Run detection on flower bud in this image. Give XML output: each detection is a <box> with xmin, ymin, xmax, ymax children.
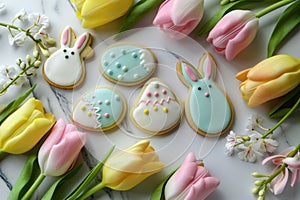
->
<box><xmin>0</xmin><ymin>98</ymin><xmax>56</xmax><ymax>154</ymax></box>
<box><xmin>236</xmin><ymin>54</ymin><xmax>300</xmax><ymax>107</ymax></box>
<box><xmin>26</xmin><ymin>55</ymin><xmax>31</xmax><ymax>63</ymax></box>
<box><xmin>101</xmin><ymin>139</ymin><xmax>164</xmax><ymax>191</ymax></box>
<box><xmin>72</xmin><ymin>0</ymin><xmax>134</xmax><ymax>28</ymax></box>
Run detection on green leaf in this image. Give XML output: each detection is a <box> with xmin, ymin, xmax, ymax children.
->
<box><xmin>150</xmin><ymin>167</ymin><xmax>178</xmax><ymax>200</ymax></box>
<box><xmin>269</xmin><ymin>84</ymin><xmax>300</xmax><ymax>118</ymax></box>
<box><xmin>0</xmin><ymin>84</ymin><xmax>36</xmax><ymax>125</ymax></box>
<box><xmin>198</xmin><ymin>0</ymin><xmax>277</xmax><ymax>36</ymax></box>
<box><xmin>118</xmin><ymin>0</ymin><xmax>164</xmax><ymax>34</ymax></box>
<box><xmin>65</xmin><ymin>146</ymin><xmax>115</xmax><ymax>200</ymax></box>
<box><xmin>41</xmin><ymin>164</ymin><xmax>82</xmax><ymax>200</ymax></box>
<box><xmin>267</xmin><ymin>0</ymin><xmax>300</xmax><ymax>56</ymax></box>
<box><xmin>8</xmin><ymin>153</ymin><xmax>40</xmax><ymax>200</ymax></box>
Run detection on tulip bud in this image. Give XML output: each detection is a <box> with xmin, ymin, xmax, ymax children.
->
<box><xmin>38</xmin><ymin>118</ymin><xmax>86</xmax><ymax>176</ymax></box>
<box><xmin>164</xmin><ymin>152</ymin><xmax>220</xmax><ymax>200</ymax></box>
<box><xmin>236</xmin><ymin>54</ymin><xmax>300</xmax><ymax>107</ymax></box>
<box><xmin>0</xmin><ymin>98</ymin><xmax>56</xmax><ymax>154</ymax></box>
<box><xmin>153</xmin><ymin>0</ymin><xmax>204</xmax><ymax>40</ymax></box>
<box><xmin>207</xmin><ymin>10</ymin><xmax>259</xmax><ymax>61</ymax></box>
<box><xmin>101</xmin><ymin>139</ymin><xmax>165</xmax><ymax>191</ymax></box>
<box><xmin>72</xmin><ymin>0</ymin><xmax>134</xmax><ymax>28</ymax></box>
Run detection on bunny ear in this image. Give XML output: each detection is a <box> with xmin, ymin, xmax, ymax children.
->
<box><xmin>176</xmin><ymin>60</ymin><xmax>200</xmax><ymax>86</ymax></box>
<box><xmin>61</xmin><ymin>26</ymin><xmax>73</xmax><ymax>47</ymax></box>
<box><xmin>74</xmin><ymin>32</ymin><xmax>91</xmax><ymax>53</ymax></box>
<box><xmin>198</xmin><ymin>53</ymin><xmax>217</xmax><ymax>80</ymax></box>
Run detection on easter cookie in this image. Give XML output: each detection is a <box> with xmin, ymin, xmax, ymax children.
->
<box><xmin>130</xmin><ymin>78</ymin><xmax>183</xmax><ymax>135</ymax></box>
<box><xmin>72</xmin><ymin>87</ymin><xmax>126</xmax><ymax>132</ymax></box>
<box><xmin>43</xmin><ymin>26</ymin><xmax>94</xmax><ymax>89</ymax></box>
<box><xmin>176</xmin><ymin>53</ymin><xmax>234</xmax><ymax>137</ymax></box>
<box><xmin>99</xmin><ymin>42</ymin><xmax>157</xmax><ymax>86</ymax></box>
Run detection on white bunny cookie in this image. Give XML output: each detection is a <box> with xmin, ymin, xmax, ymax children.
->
<box><xmin>176</xmin><ymin>53</ymin><xmax>234</xmax><ymax>137</ymax></box>
<box><xmin>43</xmin><ymin>26</ymin><xmax>94</xmax><ymax>89</ymax></box>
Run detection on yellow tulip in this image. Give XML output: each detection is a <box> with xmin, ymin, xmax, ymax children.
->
<box><xmin>72</xmin><ymin>0</ymin><xmax>134</xmax><ymax>28</ymax></box>
<box><xmin>101</xmin><ymin>139</ymin><xmax>165</xmax><ymax>190</ymax></box>
<box><xmin>236</xmin><ymin>54</ymin><xmax>300</xmax><ymax>107</ymax></box>
<box><xmin>0</xmin><ymin>98</ymin><xmax>56</xmax><ymax>154</ymax></box>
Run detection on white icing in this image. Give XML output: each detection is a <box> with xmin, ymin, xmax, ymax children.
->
<box><xmin>132</xmin><ymin>80</ymin><xmax>182</xmax><ymax>133</ymax></box>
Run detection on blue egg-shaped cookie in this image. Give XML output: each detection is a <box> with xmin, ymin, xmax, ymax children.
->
<box><xmin>99</xmin><ymin>42</ymin><xmax>157</xmax><ymax>86</ymax></box>
<box><xmin>72</xmin><ymin>87</ymin><xmax>126</xmax><ymax>131</ymax></box>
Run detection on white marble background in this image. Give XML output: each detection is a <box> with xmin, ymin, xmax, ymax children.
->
<box><xmin>0</xmin><ymin>0</ymin><xmax>300</xmax><ymax>199</ymax></box>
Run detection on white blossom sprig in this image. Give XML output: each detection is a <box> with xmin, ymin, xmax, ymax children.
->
<box><xmin>225</xmin><ymin>115</ymin><xmax>279</xmax><ymax>162</ymax></box>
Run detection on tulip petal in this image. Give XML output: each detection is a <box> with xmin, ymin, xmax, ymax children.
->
<box><xmin>225</xmin><ymin>18</ymin><xmax>258</xmax><ymax>61</ymax></box>
<box><xmin>185</xmin><ymin>177</ymin><xmax>220</xmax><ymax>200</ymax></box>
<box><xmin>0</xmin><ymin>98</ymin><xmax>43</xmax><ymax>144</ymax></box>
<box><xmin>247</xmin><ymin>55</ymin><xmax>300</xmax><ymax>81</ymax></box>
<box><xmin>248</xmin><ymin>71</ymin><xmax>300</xmax><ymax>106</ymax></box>
<box><xmin>236</xmin><ymin>68</ymin><xmax>251</xmax><ymax>81</ymax></box>
<box><xmin>207</xmin><ymin>10</ymin><xmax>256</xmax><ymax>43</ymax></box>
<box><xmin>2</xmin><ymin>116</ymin><xmax>55</xmax><ymax>154</ymax></box>
<box><xmin>40</xmin><ymin>131</ymin><xmax>86</xmax><ymax>176</ymax></box>
<box><xmin>153</xmin><ymin>0</ymin><xmax>173</xmax><ymax>25</ymax></box>
<box><xmin>171</xmin><ymin>0</ymin><xmax>203</xmax><ymax>26</ymax></box>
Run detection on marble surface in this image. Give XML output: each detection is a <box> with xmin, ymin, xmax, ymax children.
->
<box><xmin>0</xmin><ymin>0</ymin><xmax>300</xmax><ymax>199</ymax></box>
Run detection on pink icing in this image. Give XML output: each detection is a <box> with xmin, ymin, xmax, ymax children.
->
<box><xmin>162</xmin><ymin>89</ymin><xmax>167</xmax><ymax>94</ymax></box>
<box><xmin>154</xmin><ymin>92</ymin><xmax>159</xmax><ymax>97</ymax></box>
<box><xmin>76</xmin><ymin>34</ymin><xmax>87</xmax><ymax>49</ymax></box>
<box><xmin>147</xmin><ymin>92</ymin><xmax>152</xmax><ymax>97</ymax></box>
<box><xmin>62</xmin><ymin>28</ymin><xmax>69</xmax><ymax>46</ymax></box>
<box><xmin>138</xmin><ymin>97</ymin><xmax>175</xmax><ymax>106</ymax></box>
<box><xmin>185</xmin><ymin>65</ymin><xmax>197</xmax><ymax>82</ymax></box>
<box><xmin>206</xmin><ymin>57</ymin><xmax>212</xmax><ymax>79</ymax></box>
<box><xmin>104</xmin><ymin>113</ymin><xmax>110</xmax><ymax>118</ymax></box>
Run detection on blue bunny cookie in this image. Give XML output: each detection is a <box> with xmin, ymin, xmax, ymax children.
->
<box><xmin>72</xmin><ymin>86</ymin><xmax>126</xmax><ymax>132</ymax></box>
<box><xmin>99</xmin><ymin>42</ymin><xmax>157</xmax><ymax>86</ymax></box>
<box><xmin>176</xmin><ymin>53</ymin><xmax>234</xmax><ymax>137</ymax></box>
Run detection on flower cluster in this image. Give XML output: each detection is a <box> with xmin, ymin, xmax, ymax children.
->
<box><xmin>0</xmin><ymin>8</ymin><xmax>55</xmax><ymax>96</ymax></box>
<box><xmin>225</xmin><ymin>115</ymin><xmax>279</xmax><ymax>162</ymax></box>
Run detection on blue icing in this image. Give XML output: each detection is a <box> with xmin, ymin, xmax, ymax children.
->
<box><xmin>84</xmin><ymin>88</ymin><xmax>124</xmax><ymax>128</ymax></box>
<box><xmin>101</xmin><ymin>45</ymin><xmax>155</xmax><ymax>83</ymax></box>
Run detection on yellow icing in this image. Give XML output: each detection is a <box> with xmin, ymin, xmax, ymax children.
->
<box><xmin>143</xmin><ymin>109</ymin><xmax>149</xmax><ymax>115</ymax></box>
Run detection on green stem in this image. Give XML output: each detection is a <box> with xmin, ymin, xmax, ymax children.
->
<box><xmin>262</xmin><ymin>96</ymin><xmax>300</xmax><ymax>138</ymax></box>
<box><xmin>77</xmin><ymin>182</ymin><xmax>106</xmax><ymax>200</ymax></box>
<box><xmin>0</xmin><ymin>64</ymin><xmax>35</xmax><ymax>95</ymax></box>
<box><xmin>256</xmin><ymin>0</ymin><xmax>295</xmax><ymax>18</ymax></box>
<box><xmin>21</xmin><ymin>173</ymin><xmax>45</xmax><ymax>200</ymax></box>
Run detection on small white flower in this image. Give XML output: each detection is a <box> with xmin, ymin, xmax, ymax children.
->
<box><xmin>225</xmin><ymin>131</ymin><xmax>238</xmax><ymax>156</ymax></box>
<box><xmin>5</xmin><ymin>65</ymin><xmax>26</xmax><ymax>86</ymax></box>
<box><xmin>14</xmin><ymin>8</ymin><xmax>28</xmax><ymax>21</ymax></box>
<box><xmin>28</xmin><ymin>13</ymin><xmax>49</xmax><ymax>30</ymax></box>
<box><xmin>8</xmin><ymin>32</ymin><xmax>27</xmax><ymax>46</ymax></box>
<box><xmin>246</xmin><ymin>114</ymin><xmax>263</xmax><ymax>133</ymax></box>
<box><xmin>237</xmin><ymin>146</ymin><xmax>257</xmax><ymax>162</ymax></box>
<box><xmin>250</xmin><ymin>131</ymin><xmax>279</xmax><ymax>154</ymax></box>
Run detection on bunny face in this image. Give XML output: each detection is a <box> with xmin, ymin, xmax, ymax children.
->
<box><xmin>177</xmin><ymin>53</ymin><xmax>234</xmax><ymax>136</ymax></box>
<box><xmin>43</xmin><ymin>26</ymin><xmax>93</xmax><ymax>89</ymax></box>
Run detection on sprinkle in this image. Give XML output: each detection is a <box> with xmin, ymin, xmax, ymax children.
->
<box><xmin>154</xmin><ymin>92</ymin><xmax>159</xmax><ymax>97</ymax></box>
<box><xmin>98</xmin><ymin>100</ymin><xmax>102</xmax><ymax>105</ymax></box>
<box><xmin>115</xmin><ymin>95</ymin><xmax>120</xmax><ymax>101</ymax></box>
<box><xmin>115</xmin><ymin>62</ymin><xmax>121</xmax><ymax>68</ymax></box>
<box><xmin>144</xmin><ymin>109</ymin><xmax>149</xmax><ymax>115</ymax></box>
<box><xmin>121</xmin><ymin>49</ymin><xmax>127</xmax><ymax>54</ymax></box>
<box><xmin>132</xmin><ymin>52</ymin><xmax>138</xmax><ymax>58</ymax></box>
<box><xmin>110</xmin><ymin>52</ymin><xmax>115</xmax><ymax>58</ymax></box>
<box><xmin>105</xmin><ymin>100</ymin><xmax>110</xmax><ymax>105</ymax></box>
<box><xmin>146</xmin><ymin>92</ymin><xmax>151</xmax><ymax>97</ymax></box>
<box><xmin>122</xmin><ymin>66</ymin><xmax>128</xmax><ymax>72</ymax></box>
<box><xmin>163</xmin><ymin>107</ymin><xmax>168</xmax><ymax>113</ymax></box>
<box><xmin>104</xmin><ymin>113</ymin><xmax>110</xmax><ymax>118</ymax></box>
<box><xmin>103</xmin><ymin>61</ymin><xmax>109</xmax><ymax>66</ymax></box>
<box><xmin>87</xmin><ymin>112</ymin><xmax>92</xmax><ymax>117</ymax></box>
<box><xmin>118</xmin><ymin>75</ymin><xmax>123</xmax><ymax>80</ymax></box>
<box><xmin>153</xmin><ymin>106</ymin><xmax>158</xmax><ymax>111</ymax></box>
<box><xmin>80</xmin><ymin>105</ymin><xmax>86</xmax><ymax>111</ymax></box>
<box><xmin>162</xmin><ymin>89</ymin><xmax>167</xmax><ymax>95</ymax></box>
<box><xmin>107</xmin><ymin>69</ymin><xmax>113</xmax><ymax>75</ymax></box>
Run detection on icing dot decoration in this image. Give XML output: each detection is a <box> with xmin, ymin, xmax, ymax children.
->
<box><xmin>122</xmin><ymin>66</ymin><xmax>128</xmax><ymax>72</ymax></box>
<box><xmin>153</xmin><ymin>106</ymin><xmax>158</xmax><ymax>111</ymax></box>
<box><xmin>144</xmin><ymin>109</ymin><xmax>149</xmax><ymax>115</ymax></box>
<box><xmin>80</xmin><ymin>105</ymin><xmax>86</xmax><ymax>111</ymax></box>
<box><xmin>162</xmin><ymin>89</ymin><xmax>167</xmax><ymax>95</ymax></box>
<box><xmin>105</xmin><ymin>100</ymin><xmax>110</xmax><ymax>105</ymax></box>
<box><xmin>104</xmin><ymin>113</ymin><xmax>110</xmax><ymax>118</ymax></box>
<box><xmin>146</xmin><ymin>92</ymin><xmax>151</xmax><ymax>97</ymax></box>
<box><xmin>115</xmin><ymin>95</ymin><xmax>120</xmax><ymax>101</ymax></box>
<box><xmin>115</xmin><ymin>62</ymin><xmax>121</xmax><ymax>68</ymax></box>
<box><xmin>107</xmin><ymin>69</ymin><xmax>113</xmax><ymax>75</ymax></box>
<box><xmin>87</xmin><ymin>112</ymin><xmax>92</xmax><ymax>117</ymax></box>
<box><xmin>163</xmin><ymin>107</ymin><xmax>168</xmax><ymax>113</ymax></box>
<box><xmin>98</xmin><ymin>100</ymin><xmax>102</xmax><ymax>105</ymax></box>
<box><xmin>154</xmin><ymin>92</ymin><xmax>159</xmax><ymax>97</ymax></box>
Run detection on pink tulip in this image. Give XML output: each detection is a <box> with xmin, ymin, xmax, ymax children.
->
<box><xmin>164</xmin><ymin>152</ymin><xmax>220</xmax><ymax>200</ymax></box>
<box><xmin>153</xmin><ymin>0</ymin><xmax>204</xmax><ymax>40</ymax></box>
<box><xmin>38</xmin><ymin>118</ymin><xmax>87</xmax><ymax>176</ymax></box>
<box><xmin>207</xmin><ymin>10</ymin><xmax>259</xmax><ymax>61</ymax></box>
